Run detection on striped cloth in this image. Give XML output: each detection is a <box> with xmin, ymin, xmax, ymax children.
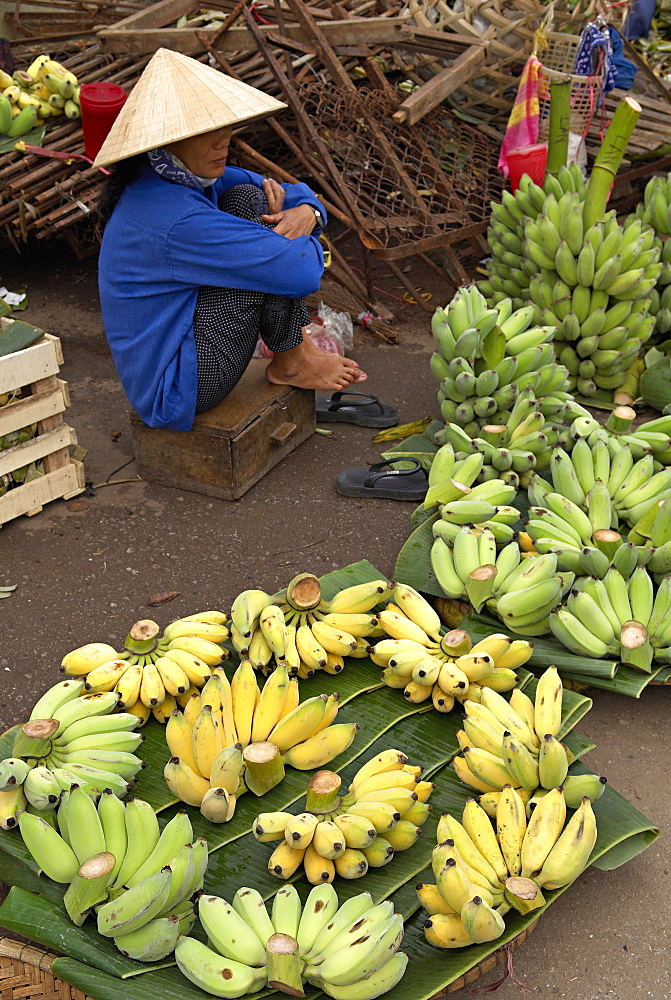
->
<box><xmin>498</xmin><ymin>55</ymin><xmax>542</xmax><ymax>178</ymax></box>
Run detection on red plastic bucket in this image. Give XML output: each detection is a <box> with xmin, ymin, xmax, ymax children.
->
<box><xmin>507</xmin><ymin>143</ymin><xmax>548</xmax><ymax>192</ymax></box>
<box><xmin>79</xmin><ymin>82</ymin><xmax>127</xmax><ymax>160</ymax></box>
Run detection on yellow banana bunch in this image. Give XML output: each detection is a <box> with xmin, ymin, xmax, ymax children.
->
<box><xmin>423</xmin><ymin>753</ymin><xmax>601</xmax><ymax>949</ymax></box>
<box><xmin>254</xmin><ymin>753</ymin><xmax>433</xmax><ymax>884</ymax></box>
<box><xmin>371</xmin><ymin>588</ymin><xmax>532</xmax><ymax>711</ymax></box>
<box><xmin>231</xmin><ymin>573</ymin><xmax>389</xmax><ymax>680</ymax></box>
<box><xmin>164</xmin><ymin>660</ymin><xmax>357</xmax><ymax>819</ymax></box>
<box><xmin>61</xmin><ymin>613</ymin><xmax>228</xmax><ymax>723</ymax></box>
<box><xmin>0</xmin><ymin>54</ymin><xmax>80</xmax><ymax>131</ymax></box>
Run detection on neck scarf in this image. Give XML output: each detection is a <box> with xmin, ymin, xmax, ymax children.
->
<box><xmin>147</xmin><ymin>148</ymin><xmax>218</xmax><ymax>189</ymax></box>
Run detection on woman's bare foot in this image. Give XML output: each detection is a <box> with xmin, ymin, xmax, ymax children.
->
<box><xmin>266</xmin><ymin>340</ymin><xmax>367</xmax><ymax>391</ymax></box>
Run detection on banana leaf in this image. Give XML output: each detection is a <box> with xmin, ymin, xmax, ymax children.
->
<box><xmin>381</xmin><ymin>432</ymin><xmax>440</xmax><ymax>471</ymax></box>
<box><xmin>393</xmin><ymin>513</ymin><xmax>443</xmax><ymax>595</ymax></box>
<box><xmin>559</xmin><ymin>663</ymin><xmax>668</xmax><ymax>697</ymax></box>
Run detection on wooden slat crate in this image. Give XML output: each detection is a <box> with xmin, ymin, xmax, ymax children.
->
<box><xmin>0</xmin><ymin>319</ymin><xmax>85</xmax><ymax>526</ymax></box>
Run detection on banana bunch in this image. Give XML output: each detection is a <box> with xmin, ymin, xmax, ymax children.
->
<box><xmin>434</xmin><ymin>389</ymin><xmax>580</xmax><ymax>485</ymax></box>
<box><xmin>0</xmin><ymin>56</ymin><xmax>80</xmax><ymax>139</ymax></box>
<box><xmin>629</xmin><ymin>174</ymin><xmax>671</xmax><ymax>339</ymax></box>
<box><xmin>421</xmin><ymin>783</ymin><xmax>600</xmax><ymax>948</ymax></box>
<box><xmin>452</xmin><ymin>666</ymin><xmax>572</xmax><ymax>793</ymax></box>
<box><xmin>61</xmin><ymin>611</ymin><xmax>228</xmax><ymax>725</ymax></box>
<box><xmin>369</xmin><ymin>584</ymin><xmax>532</xmax><ymax>706</ymax></box>
<box><xmin>479</xmin><ymin>165</ymin><xmax>587</xmax><ymax>309</ymax></box>
<box><xmin>0</xmin><ymin>679</ymin><xmax>146</xmax><ymax>827</ymax></box>
<box><xmin>254</xmin><ymin>750</ymin><xmax>434</xmax><ymax>884</ymax></box>
<box><xmin>176</xmin><ymin>882</ymin><xmax>408</xmax><ymax>1000</ymax></box>
<box><xmin>230</xmin><ymin>574</ymin><xmax>390</xmax><ymax>679</ymax></box>
<box><xmin>431</xmin><ymin>285</ymin><xmax>570</xmax><ymax>437</ymax></box>
<box><xmin>17</xmin><ymin>788</ymin><xmax>205</xmax><ymax>959</ymax></box>
<box><xmin>550</xmin><ymin>566</ymin><xmax>671</xmax><ymax>672</ymax></box>
<box><xmin>423</xmin><ymin>448</ymin><xmax>519</xmax><ymax>513</ymax></box>
<box><xmin>165</xmin><ymin>659</ymin><xmax>358</xmax><ymax>819</ymax></box>
<box><xmin>523</xmin><ymin>423</ymin><xmax>671</xmax><ymax>577</ymax></box>
<box><xmin>522</xmin><ymin>199</ymin><xmax>660</xmax><ymax>396</ymax></box>
<box><xmin>432</xmin><ymin>527</ymin><xmax>571</xmax><ymax>635</ymax></box>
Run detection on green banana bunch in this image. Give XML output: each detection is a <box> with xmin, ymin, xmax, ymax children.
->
<box><xmin>431</xmin><ymin>285</ymin><xmax>570</xmax><ymax>439</ymax></box>
<box><xmin>230</xmin><ymin>573</ymin><xmax>391</xmax><ymax>679</ymax></box>
<box><xmin>478</xmin><ymin>166</ymin><xmax>586</xmax><ymax>310</ymax></box>
<box><xmin>0</xmin><ymin>680</ymin><xmax>147</xmax><ymax>822</ymax></box>
<box><xmin>16</xmin><ymin>787</ymin><xmax>207</xmax><ymax>959</ymax></box>
<box><xmin>631</xmin><ymin>173</ymin><xmax>671</xmax><ymax>342</ymax></box>
<box><xmin>253</xmin><ymin>752</ymin><xmax>433</xmax><ymax>883</ymax></box>
<box><xmin>175</xmin><ymin>882</ymin><xmax>408</xmax><ymax>999</ymax></box>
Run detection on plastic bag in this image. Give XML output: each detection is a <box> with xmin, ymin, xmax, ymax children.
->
<box><xmin>253</xmin><ymin>302</ymin><xmax>354</xmax><ymax>358</ymax></box>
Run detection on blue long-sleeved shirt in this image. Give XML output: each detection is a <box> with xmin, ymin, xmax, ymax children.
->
<box><xmin>98</xmin><ymin>161</ymin><xmax>325</xmax><ymax>430</ymax></box>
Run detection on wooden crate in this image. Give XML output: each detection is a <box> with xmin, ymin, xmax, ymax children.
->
<box><xmin>0</xmin><ymin>321</ymin><xmax>85</xmax><ymax>526</ymax></box>
<box><xmin>129</xmin><ymin>360</ymin><xmax>315</xmax><ymax>500</ymax></box>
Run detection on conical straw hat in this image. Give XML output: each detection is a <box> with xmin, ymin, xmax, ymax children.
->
<box><xmin>94</xmin><ymin>48</ymin><xmax>287</xmax><ymax>167</ymax></box>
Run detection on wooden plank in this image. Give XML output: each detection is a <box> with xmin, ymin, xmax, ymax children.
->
<box><xmin>0</xmin><ymin>461</ymin><xmax>85</xmax><ymax>526</ymax></box>
<box><xmin>98</xmin><ymin>14</ymin><xmax>412</xmax><ymax>55</ymax></box>
<box><xmin>392</xmin><ymin>46</ymin><xmax>487</xmax><ymax>125</ymax></box>
<box><xmin>0</xmin><ymin>425</ymin><xmax>76</xmax><ymax>479</ymax></box>
<box><xmin>99</xmin><ymin>0</ymin><xmax>195</xmax><ymax>32</ymax></box>
<box><xmin>0</xmin><ymin>381</ymin><xmax>68</xmax><ymax>438</ymax></box>
<box><xmin>0</xmin><ymin>333</ymin><xmax>61</xmax><ymax>395</ymax></box>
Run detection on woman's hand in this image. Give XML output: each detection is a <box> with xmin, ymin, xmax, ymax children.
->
<box><xmin>261</xmin><ymin>179</ymin><xmax>320</xmax><ymax>239</ymax></box>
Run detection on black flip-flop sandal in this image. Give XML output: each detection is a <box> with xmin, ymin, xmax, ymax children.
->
<box><xmin>316</xmin><ymin>391</ymin><xmax>399</xmax><ymax>428</ymax></box>
<box><xmin>336</xmin><ymin>458</ymin><xmax>428</xmax><ymax>501</ymax></box>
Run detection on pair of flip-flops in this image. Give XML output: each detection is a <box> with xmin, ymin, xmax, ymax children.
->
<box><xmin>317</xmin><ymin>392</ymin><xmax>425</xmax><ymax>500</ymax></box>
<box><xmin>316</xmin><ymin>391</ymin><xmax>398</xmax><ymax>429</ymax></box>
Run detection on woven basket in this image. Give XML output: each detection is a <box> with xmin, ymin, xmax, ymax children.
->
<box><xmin>396</xmin><ymin>0</ymin><xmax>606</xmax><ymax>127</ymax></box>
<box><xmin>0</xmin><ymin>940</ymin><xmax>91</xmax><ymax>1000</ymax></box>
<box><xmin>0</xmin><ymin>921</ymin><xmax>541</xmax><ymax>999</ymax></box>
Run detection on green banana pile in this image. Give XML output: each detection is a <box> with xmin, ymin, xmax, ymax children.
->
<box><xmin>0</xmin><ymin>680</ymin><xmax>145</xmax><ymax>828</ymax></box>
<box><xmin>630</xmin><ymin>174</ymin><xmax>671</xmax><ymax>342</ymax></box>
<box><xmin>176</xmin><ymin>882</ymin><xmax>408</xmax><ymax>999</ymax></box>
<box><xmin>61</xmin><ymin>611</ymin><xmax>229</xmax><ymax>726</ymax></box>
<box><xmin>369</xmin><ymin>584</ymin><xmax>532</xmax><ymax>706</ymax></box>
<box><xmin>230</xmin><ymin>574</ymin><xmax>388</xmax><ymax>678</ymax></box>
<box><xmin>434</xmin><ymin>391</ymin><xmax>581</xmax><ymax>484</ymax></box>
<box><xmin>479</xmin><ymin>171</ymin><xmax>662</xmax><ymax>396</ymax></box>
<box><xmin>479</xmin><ymin>164</ymin><xmax>586</xmax><ymax>309</ymax></box>
<box><xmin>17</xmin><ymin>790</ymin><xmax>206</xmax><ymax>959</ymax></box>
<box><xmin>253</xmin><ymin>749</ymin><xmax>434</xmax><ymax>884</ymax></box>
<box><xmin>432</xmin><ymin>529</ymin><xmax>571</xmax><ymax>636</ymax></box>
<box><xmin>422</xmin><ymin>668</ymin><xmax>603</xmax><ymax>948</ymax></box>
<box><xmin>431</xmin><ymin>286</ymin><xmax>570</xmax><ymax>436</ymax></box>
<box><xmin>164</xmin><ymin>658</ymin><xmax>358</xmax><ymax>820</ymax></box>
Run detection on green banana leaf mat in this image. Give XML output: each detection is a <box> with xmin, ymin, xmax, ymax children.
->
<box><xmin>0</xmin><ymin>560</ymin><xmax>659</xmax><ymax>999</ymax></box>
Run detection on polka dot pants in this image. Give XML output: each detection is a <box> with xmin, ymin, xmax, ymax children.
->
<box><xmin>193</xmin><ymin>184</ymin><xmax>310</xmax><ymax>414</ymax></box>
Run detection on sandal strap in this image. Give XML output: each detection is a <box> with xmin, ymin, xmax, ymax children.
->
<box><xmin>363</xmin><ymin>458</ymin><xmax>425</xmax><ymax>488</ymax></box>
<box><xmin>327</xmin><ymin>391</ymin><xmax>383</xmax><ymax>414</ymax></box>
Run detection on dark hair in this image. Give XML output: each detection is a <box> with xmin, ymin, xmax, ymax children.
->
<box><xmin>97</xmin><ymin>153</ymin><xmax>145</xmax><ymax>228</ymax></box>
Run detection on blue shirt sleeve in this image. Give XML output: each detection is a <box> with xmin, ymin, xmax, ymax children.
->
<box><xmin>215</xmin><ymin>165</ymin><xmax>327</xmax><ymax>227</ymax></box>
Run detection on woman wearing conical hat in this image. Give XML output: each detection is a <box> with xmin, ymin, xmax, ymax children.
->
<box><xmin>95</xmin><ymin>48</ymin><xmax>365</xmax><ymax>431</ymax></box>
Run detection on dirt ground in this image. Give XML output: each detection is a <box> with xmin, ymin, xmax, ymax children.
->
<box><xmin>0</xmin><ymin>239</ymin><xmax>669</xmax><ymax>999</ymax></box>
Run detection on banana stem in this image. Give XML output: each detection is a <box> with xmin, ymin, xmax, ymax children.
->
<box><xmin>266</xmin><ymin>934</ymin><xmax>305</xmax><ymax>997</ymax></box>
<box><xmin>504</xmin><ymin>875</ymin><xmax>546</xmax><ymax>914</ymax></box>
<box><xmin>480</xmin><ymin>425</ymin><xmax>508</xmax><ymax>446</ymax></box>
<box><xmin>583</xmin><ymin>96</ymin><xmax>642</xmax><ymax>230</ymax></box>
<box><xmin>605</xmin><ymin>405</ymin><xmax>636</xmax><ymax>434</ymax></box>
<box><xmin>464</xmin><ymin>565</ymin><xmax>497</xmax><ymax>613</ymax></box>
<box><xmin>592</xmin><ymin>529</ymin><xmax>622</xmax><ymax>559</ymax></box>
<box><xmin>614</xmin><ymin>358</ymin><xmax>645</xmax><ymax>406</ymax></box>
<box><xmin>546</xmin><ymin>77</ymin><xmax>571</xmax><ymax>176</ymax></box>
<box><xmin>286</xmin><ymin>573</ymin><xmax>322</xmax><ymax>612</ymax></box>
<box><xmin>243</xmin><ymin>741</ymin><xmax>285</xmax><ymax>795</ymax></box>
<box><xmin>124</xmin><ymin>620</ymin><xmax>160</xmax><ymax>656</ymax></box>
<box><xmin>63</xmin><ymin>852</ymin><xmax>116</xmax><ymax>926</ymax></box>
<box><xmin>440</xmin><ymin>628</ymin><xmax>473</xmax><ymax>657</ymax></box>
<box><xmin>305</xmin><ymin>770</ymin><xmax>342</xmax><ymax>814</ymax></box>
